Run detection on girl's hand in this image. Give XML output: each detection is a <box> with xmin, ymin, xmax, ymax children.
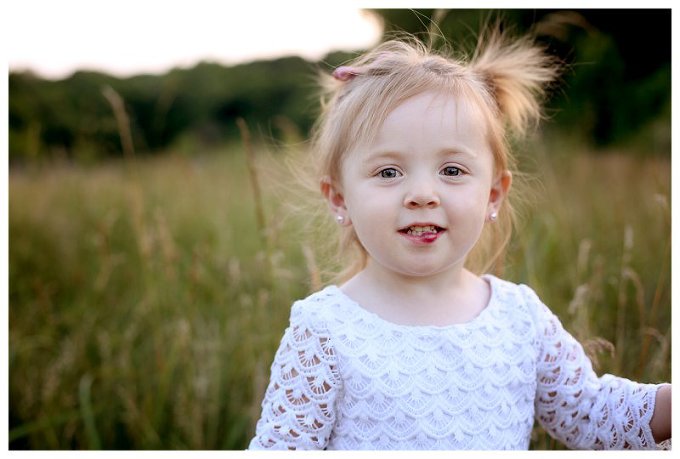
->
<box><xmin>650</xmin><ymin>384</ymin><xmax>672</xmax><ymax>443</ymax></box>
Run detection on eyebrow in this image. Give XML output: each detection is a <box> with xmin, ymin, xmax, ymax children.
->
<box><xmin>361</xmin><ymin>150</ymin><xmax>402</xmax><ymax>163</ymax></box>
<box><xmin>362</xmin><ymin>147</ymin><xmax>478</xmax><ymax>164</ymax></box>
<box><xmin>437</xmin><ymin>147</ymin><xmax>478</xmax><ymax>159</ymax></box>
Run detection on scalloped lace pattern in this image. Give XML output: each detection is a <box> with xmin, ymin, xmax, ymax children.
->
<box><xmin>249</xmin><ymin>276</ymin><xmax>660</xmax><ymax>450</ymax></box>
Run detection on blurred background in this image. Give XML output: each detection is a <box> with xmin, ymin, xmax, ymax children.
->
<box><xmin>8</xmin><ymin>8</ymin><xmax>671</xmax><ymax>450</ymax></box>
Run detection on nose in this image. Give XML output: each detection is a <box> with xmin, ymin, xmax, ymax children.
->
<box><xmin>403</xmin><ymin>179</ymin><xmax>440</xmax><ymax>209</ymax></box>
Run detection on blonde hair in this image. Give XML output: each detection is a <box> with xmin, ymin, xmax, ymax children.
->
<box><xmin>309</xmin><ymin>30</ymin><xmax>559</xmax><ymax>282</ymax></box>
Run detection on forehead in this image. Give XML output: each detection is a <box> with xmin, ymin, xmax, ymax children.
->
<box><xmin>381</xmin><ymin>90</ymin><xmax>485</xmax><ymax>134</ymax></box>
<box><xmin>351</xmin><ymin>90</ymin><xmax>491</xmax><ymax>155</ymax></box>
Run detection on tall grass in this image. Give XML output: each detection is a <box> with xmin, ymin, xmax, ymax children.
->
<box><xmin>8</xmin><ymin>136</ymin><xmax>670</xmax><ymax>449</ymax></box>
<box><xmin>507</xmin><ymin>137</ymin><xmax>671</xmax><ymax>448</ymax></box>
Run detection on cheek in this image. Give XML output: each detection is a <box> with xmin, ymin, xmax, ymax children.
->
<box><xmin>445</xmin><ymin>188</ymin><xmax>491</xmax><ymax>228</ymax></box>
<box><xmin>346</xmin><ymin>197</ymin><xmax>387</xmax><ymax>230</ymax></box>
<box><xmin>457</xmin><ymin>184</ymin><xmax>490</xmax><ymax>207</ymax></box>
<box><xmin>343</xmin><ymin>182</ymin><xmax>383</xmax><ymax>213</ymax></box>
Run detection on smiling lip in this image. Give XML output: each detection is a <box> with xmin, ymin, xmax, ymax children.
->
<box><xmin>398</xmin><ymin>223</ymin><xmax>446</xmax><ymax>244</ymax></box>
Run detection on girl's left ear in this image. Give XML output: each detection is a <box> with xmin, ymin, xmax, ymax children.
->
<box><xmin>488</xmin><ymin>170</ymin><xmax>512</xmax><ymax>214</ymax></box>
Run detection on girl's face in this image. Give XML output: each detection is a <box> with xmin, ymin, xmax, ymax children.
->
<box><xmin>326</xmin><ymin>90</ymin><xmax>510</xmax><ymax>281</ymax></box>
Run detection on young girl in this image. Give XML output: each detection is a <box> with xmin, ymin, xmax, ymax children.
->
<box><xmin>248</xmin><ymin>31</ymin><xmax>671</xmax><ymax>450</ymax></box>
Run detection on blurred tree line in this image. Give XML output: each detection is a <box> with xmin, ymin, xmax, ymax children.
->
<box><xmin>8</xmin><ymin>9</ymin><xmax>670</xmax><ymax>164</ymax></box>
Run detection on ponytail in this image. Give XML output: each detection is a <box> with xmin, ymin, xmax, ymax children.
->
<box><xmin>471</xmin><ymin>29</ymin><xmax>560</xmax><ymax>136</ymax></box>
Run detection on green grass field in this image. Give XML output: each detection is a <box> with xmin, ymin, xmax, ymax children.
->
<box><xmin>9</xmin><ymin>138</ymin><xmax>671</xmax><ymax>449</ymax></box>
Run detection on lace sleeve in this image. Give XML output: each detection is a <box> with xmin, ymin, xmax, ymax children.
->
<box><xmin>522</xmin><ymin>286</ymin><xmax>660</xmax><ymax>449</ymax></box>
<box><xmin>248</xmin><ymin>303</ymin><xmax>341</xmax><ymax>450</ymax></box>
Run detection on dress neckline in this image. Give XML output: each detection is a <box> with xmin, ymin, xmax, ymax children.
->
<box><xmin>324</xmin><ymin>274</ymin><xmax>500</xmax><ymax>331</ymax></box>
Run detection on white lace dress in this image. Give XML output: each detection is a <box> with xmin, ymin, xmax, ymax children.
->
<box><xmin>248</xmin><ymin>275</ymin><xmax>661</xmax><ymax>450</ymax></box>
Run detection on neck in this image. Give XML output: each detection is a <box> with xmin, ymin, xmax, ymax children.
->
<box><xmin>363</xmin><ymin>259</ymin><xmax>469</xmax><ymax>295</ymax></box>
<box><xmin>340</xmin><ymin>261</ymin><xmax>488</xmax><ymax>326</ymax></box>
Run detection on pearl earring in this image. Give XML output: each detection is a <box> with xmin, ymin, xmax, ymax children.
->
<box><xmin>336</xmin><ymin>215</ymin><xmax>345</xmax><ymax>224</ymax></box>
<box><xmin>489</xmin><ymin>212</ymin><xmax>498</xmax><ymax>222</ymax></box>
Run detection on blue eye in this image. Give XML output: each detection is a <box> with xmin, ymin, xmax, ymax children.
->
<box><xmin>378</xmin><ymin>168</ymin><xmax>401</xmax><ymax>179</ymax></box>
<box><xmin>441</xmin><ymin>166</ymin><xmax>462</xmax><ymax>177</ymax></box>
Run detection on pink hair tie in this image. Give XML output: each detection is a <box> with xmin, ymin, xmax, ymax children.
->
<box><xmin>332</xmin><ymin>66</ymin><xmax>360</xmax><ymax>82</ymax></box>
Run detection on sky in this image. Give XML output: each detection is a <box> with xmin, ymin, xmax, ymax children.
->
<box><xmin>10</xmin><ymin>1</ymin><xmax>667</xmax><ymax>80</ymax></box>
<box><xmin>7</xmin><ymin>0</ymin><xmax>383</xmax><ymax>79</ymax></box>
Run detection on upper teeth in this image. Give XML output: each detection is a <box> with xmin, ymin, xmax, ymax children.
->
<box><xmin>407</xmin><ymin>225</ymin><xmax>438</xmax><ymax>235</ymax></box>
